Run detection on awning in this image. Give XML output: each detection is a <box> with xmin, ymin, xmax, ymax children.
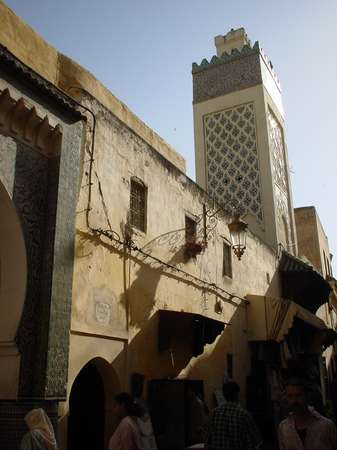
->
<box><xmin>279</xmin><ymin>251</ymin><xmax>331</xmax><ymax>313</ymax></box>
<box><xmin>246</xmin><ymin>295</ymin><xmax>327</xmax><ymax>343</ymax></box>
<box><xmin>327</xmin><ymin>276</ymin><xmax>337</xmax><ymax>314</ymax></box>
<box><xmin>158</xmin><ymin>310</ymin><xmax>225</xmax><ymax>357</ymax></box>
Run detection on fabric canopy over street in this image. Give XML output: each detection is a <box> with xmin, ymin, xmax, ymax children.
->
<box><xmin>279</xmin><ymin>251</ymin><xmax>331</xmax><ymax>313</ymax></box>
<box><xmin>246</xmin><ymin>295</ymin><xmax>327</xmax><ymax>343</ymax></box>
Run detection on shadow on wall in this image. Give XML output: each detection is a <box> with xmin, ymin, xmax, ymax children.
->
<box><xmin>76</xmin><ymin>230</ymin><xmax>248</xmax><ymax>407</ymax></box>
<box><xmin>122</xmin><ymin>234</ymin><xmax>237</xmax><ymax>332</ymax></box>
<box><xmin>178</xmin><ymin>307</ymin><xmax>244</xmax><ymax>406</ymax></box>
<box><xmin>77</xmin><ymin>228</ymin><xmax>218</xmax><ymax>328</ymax></box>
<box><xmin>123</xmin><ymin>245</ymin><xmax>190</xmax><ymax>328</ymax></box>
<box><xmin>112</xmin><ymin>306</ymin><xmax>244</xmax><ymax>408</ymax></box>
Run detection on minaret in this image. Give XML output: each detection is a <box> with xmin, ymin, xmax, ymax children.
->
<box><xmin>192</xmin><ymin>28</ymin><xmax>297</xmax><ymax>253</ymax></box>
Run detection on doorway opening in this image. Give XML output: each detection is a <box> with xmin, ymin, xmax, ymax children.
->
<box><xmin>68</xmin><ymin>361</ymin><xmax>105</xmax><ymax>450</ymax></box>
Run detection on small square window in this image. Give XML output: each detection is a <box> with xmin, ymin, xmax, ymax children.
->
<box><xmin>130</xmin><ymin>178</ymin><xmax>147</xmax><ymax>232</ymax></box>
<box><xmin>223</xmin><ymin>241</ymin><xmax>232</xmax><ymax>278</ymax></box>
<box><xmin>185</xmin><ymin>216</ymin><xmax>197</xmax><ymax>243</ymax></box>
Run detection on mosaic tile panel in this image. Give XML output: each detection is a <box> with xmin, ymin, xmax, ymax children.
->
<box><xmin>204</xmin><ymin>103</ymin><xmax>263</xmax><ymax>221</ymax></box>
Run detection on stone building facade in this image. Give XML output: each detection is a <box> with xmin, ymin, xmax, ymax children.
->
<box><xmin>0</xmin><ymin>3</ymin><xmax>335</xmax><ymax>450</ymax></box>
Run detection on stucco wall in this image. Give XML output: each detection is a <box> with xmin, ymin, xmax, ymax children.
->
<box><xmin>295</xmin><ymin>206</ymin><xmax>332</xmax><ymax>277</ymax></box>
<box><xmin>68</xmin><ymin>94</ymin><xmax>281</xmax><ymax>419</ymax></box>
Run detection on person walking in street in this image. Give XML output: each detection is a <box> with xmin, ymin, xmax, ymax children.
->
<box><xmin>131</xmin><ymin>373</ymin><xmax>158</xmax><ymax>450</ymax></box>
<box><xmin>20</xmin><ymin>408</ymin><xmax>58</xmax><ymax>450</ymax></box>
<box><xmin>278</xmin><ymin>378</ymin><xmax>337</xmax><ymax>450</ymax></box>
<box><xmin>205</xmin><ymin>381</ymin><xmax>262</xmax><ymax>450</ymax></box>
<box><xmin>109</xmin><ymin>392</ymin><xmax>144</xmax><ymax>450</ymax></box>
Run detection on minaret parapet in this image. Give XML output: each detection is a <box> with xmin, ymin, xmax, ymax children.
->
<box><xmin>192</xmin><ymin>27</ymin><xmax>281</xmax><ymax>91</ymax></box>
<box><xmin>192</xmin><ymin>41</ymin><xmax>259</xmax><ymax>74</ymax></box>
<box><xmin>259</xmin><ymin>46</ymin><xmax>281</xmax><ymax>90</ymax></box>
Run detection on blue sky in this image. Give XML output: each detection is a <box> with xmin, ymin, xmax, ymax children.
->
<box><xmin>5</xmin><ymin>0</ymin><xmax>337</xmax><ymax>272</ymax></box>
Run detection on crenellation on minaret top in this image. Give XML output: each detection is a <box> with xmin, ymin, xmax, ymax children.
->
<box><xmin>214</xmin><ymin>28</ymin><xmax>251</xmax><ymax>57</ymax></box>
<box><xmin>192</xmin><ymin>28</ymin><xmax>282</xmax><ymax>104</ymax></box>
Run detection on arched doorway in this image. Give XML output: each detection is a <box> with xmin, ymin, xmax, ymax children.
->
<box><xmin>68</xmin><ymin>361</ymin><xmax>105</xmax><ymax>450</ymax></box>
<box><xmin>68</xmin><ymin>357</ymin><xmax>121</xmax><ymax>450</ymax></box>
<box><xmin>0</xmin><ymin>180</ymin><xmax>27</xmax><ymax>398</ymax></box>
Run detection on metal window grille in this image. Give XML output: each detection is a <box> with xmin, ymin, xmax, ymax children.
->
<box><xmin>130</xmin><ymin>179</ymin><xmax>146</xmax><ymax>232</ymax></box>
<box><xmin>223</xmin><ymin>242</ymin><xmax>232</xmax><ymax>278</ymax></box>
<box><xmin>185</xmin><ymin>216</ymin><xmax>197</xmax><ymax>243</ymax></box>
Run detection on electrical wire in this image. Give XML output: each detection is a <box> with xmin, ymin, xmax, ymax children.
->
<box><xmin>93</xmin><ymin>227</ymin><xmax>248</xmax><ymax>307</ymax></box>
<box><xmin>65</xmin><ymin>86</ymin><xmax>249</xmax><ymax>308</ymax></box>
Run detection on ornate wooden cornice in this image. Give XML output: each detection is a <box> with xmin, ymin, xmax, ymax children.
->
<box><xmin>0</xmin><ymin>44</ymin><xmax>82</xmax><ymax>121</ymax></box>
<box><xmin>0</xmin><ymin>87</ymin><xmax>62</xmax><ymax>157</ymax></box>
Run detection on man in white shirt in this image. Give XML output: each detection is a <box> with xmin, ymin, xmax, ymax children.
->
<box><xmin>278</xmin><ymin>378</ymin><xmax>337</xmax><ymax>450</ymax></box>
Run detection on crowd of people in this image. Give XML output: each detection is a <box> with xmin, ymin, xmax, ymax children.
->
<box><xmin>20</xmin><ymin>378</ymin><xmax>337</xmax><ymax>450</ymax></box>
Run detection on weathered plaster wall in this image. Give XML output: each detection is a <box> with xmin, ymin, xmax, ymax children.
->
<box><xmin>295</xmin><ymin>207</ymin><xmax>332</xmax><ymax>277</ymax></box>
<box><xmin>295</xmin><ymin>207</ymin><xmax>335</xmax><ymax>378</ymax></box>
<box><xmin>0</xmin><ymin>0</ymin><xmax>185</xmax><ymax>173</ymax></box>
<box><xmin>68</xmin><ymin>94</ymin><xmax>281</xmax><ymax>419</ymax></box>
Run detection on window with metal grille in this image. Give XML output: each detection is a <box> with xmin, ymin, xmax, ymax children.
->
<box><xmin>223</xmin><ymin>241</ymin><xmax>232</xmax><ymax>278</ymax></box>
<box><xmin>185</xmin><ymin>216</ymin><xmax>197</xmax><ymax>243</ymax></box>
<box><xmin>130</xmin><ymin>178</ymin><xmax>147</xmax><ymax>232</ymax></box>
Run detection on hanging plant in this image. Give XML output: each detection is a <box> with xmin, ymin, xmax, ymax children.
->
<box><xmin>184</xmin><ymin>240</ymin><xmax>204</xmax><ymax>259</ymax></box>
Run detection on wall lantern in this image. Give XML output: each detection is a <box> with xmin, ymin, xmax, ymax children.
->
<box><xmin>228</xmin><ymin>213</ymin><xmax>248</xmax><ymax>260</ymax></box>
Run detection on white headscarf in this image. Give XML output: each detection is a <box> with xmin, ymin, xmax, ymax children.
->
<box><xmin>24</xmin><ymin>409</ymin><xmax>58</xmax><ymax>449</ymax></box>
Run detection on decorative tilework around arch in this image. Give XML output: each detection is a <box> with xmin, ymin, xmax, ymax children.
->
<box><xmin>204</xmin><ymin>102</ymin><xmax>263</xmax><ymax>221</ymax></box>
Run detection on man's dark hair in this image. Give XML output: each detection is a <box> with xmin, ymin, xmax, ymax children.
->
<box><xmin>284</xmin><ymin>377</ymin><xmax>308</xmax><ymax>392</ymax></box>
<box><xmin>130</xmin><ymin>372</ymin><xmax>145</xmax><ymax>398</ymax></box>
<box><xmin>223</xmin><ymin>381</ymin><xmax>240</xmax><ymax>402</ymax></box>
<box><xmin>114</xmin><ymin>392</ymin><xmax>143</xmax><ymax>417</ymax></box>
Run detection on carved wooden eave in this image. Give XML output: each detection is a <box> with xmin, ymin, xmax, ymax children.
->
<box><xmin>0</xmin><ymin>87</ymin><xmax>62</xmax><ymax>157</ymax></box>
<box><xmin>0</xmin><ymin>44</ymin><xmax>82</xmax><ymax>120</ymax></box>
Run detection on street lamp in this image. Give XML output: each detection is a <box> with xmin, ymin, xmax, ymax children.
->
<box><xmin>228</xmin><ymin>213</ymin><xmax>248</xmax><ymax>260</ymax></box>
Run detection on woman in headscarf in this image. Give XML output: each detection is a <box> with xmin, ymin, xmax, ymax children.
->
<box><xmin>20</xmin><ymin>408</ymin><xmax>58</xmax><ymax>450</ymax></box>
<box><xmin>109</xmin><ymin>392</ymin><xmax>143</xmax><ymax>450</ymax></box>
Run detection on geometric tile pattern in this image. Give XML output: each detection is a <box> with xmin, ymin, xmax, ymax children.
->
<box><xmin>204</xmin><ymin>102</ymin><xmax>263</xmax><ymax>221</ymax></box>
<box><xmin>268</xmin><ymin>110</ymin><xmax>287</xmax><ymax>193</ymax></box>
<box><xmin>267</xmin><ymin>109</ymin><xmax>291</xmax><ymax>248</ymax></box>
